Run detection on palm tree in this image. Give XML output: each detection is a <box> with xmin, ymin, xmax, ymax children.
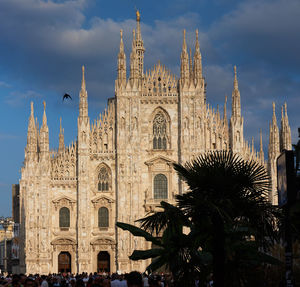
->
<box><xmin>117</xmin><ymin>201</ymin><xmax>212</xmax><ymax>287</ymax></box>
<box><xmin>173</xmin><ymin>151</ymin><xmax>281</xmax><ymax>287</ymax></box>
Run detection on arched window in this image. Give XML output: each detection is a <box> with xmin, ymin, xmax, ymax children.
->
<box><xmin>153</xmin><ymin>112</ymin><xmax>167</xmax><ymax>150</ymax></box>
<box><xmin>98</xmin><ymin>207</ymin><xmax>109</xmax><ymax>228</ymax></box>
<box><xmin>59</xmin><ymin>207</ymin><xmax>70</xmax><ymax>228</ymax></box>
<box><xmin>154</xmin><ymin>174</ymin><xmax>168</xmax><ymax>199</ymax></box>
<box><xmin>98</xmin><ymin>167</ymin><xmax>109</xmax><ymax>191</ymax></box>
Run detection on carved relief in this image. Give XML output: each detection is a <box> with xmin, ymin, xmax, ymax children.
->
<box><xmin>51</xmin><ymin>238</ymin><xmax>76</xmax><ymax>252</ymax></box>
<box><xmin>52</xmin><ymin>196</ymin><xmax>76</xmax><ymax>211</ymax></box>
<box><xmin>90</xmin><ymin>238</ymin><xmax>116</xmax><ymax>251</ymax></box>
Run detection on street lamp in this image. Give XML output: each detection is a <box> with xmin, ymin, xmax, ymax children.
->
<box><xmin>0</xmin><ymin>217</ymin><xmax>13</xmax><ymax>274</ymax></box>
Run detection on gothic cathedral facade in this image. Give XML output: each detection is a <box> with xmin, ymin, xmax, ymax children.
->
<box><xmin>18</xmin><ymin>12</ymin><xmax>292</xmax><ymax>274</ymax></box>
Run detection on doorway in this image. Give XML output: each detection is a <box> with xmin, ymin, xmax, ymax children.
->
<box><xmin>97</xmin><ymin>251</ymin><xmax>110</xmax><ymax>273</ymax></box>
<box><xmin>58</xmin><ymin>252</ymin><xmax>71</xmax><ymax>273</ymax></box>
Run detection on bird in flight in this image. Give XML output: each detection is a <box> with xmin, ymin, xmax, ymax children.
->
<box><xmin>63</xmin><ymin>93</ymin><xmax>72</xmax><ymax>101</ymax></box>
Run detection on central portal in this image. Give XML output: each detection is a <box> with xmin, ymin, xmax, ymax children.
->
<box><xmin>58</xmin><ymin>252</ymin><xmax>71</xmax><ymax>273</ymax></box>
<box><xmin>97</xmin><ymin>251</ymin><xmax>110</xmax><ymax>273</ymax></box>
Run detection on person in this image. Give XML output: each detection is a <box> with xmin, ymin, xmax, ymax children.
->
<box><xmin>24</xmin><ymin>279</ymin><xmax>37</xmax><ymax>287</ymax></box>
<box><xmin>110</xmin><ymin>274</ymin><xmax>121</xmax><ymax>287</ymax></box>
<box><xmin>126</xmin><ymin>272</ymin><xmax>142</xmax><ymax>287</ymax></box>
<box><xmin>41</xmin><ymin>276</ymin><xmax>48</xmax><ymax>287</ymax></box>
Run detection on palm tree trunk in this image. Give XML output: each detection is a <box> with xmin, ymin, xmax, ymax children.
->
<box><xmin>212</xmin><ymin>212</ymin><xmax>225</xmax><ymax>287</ymax></box>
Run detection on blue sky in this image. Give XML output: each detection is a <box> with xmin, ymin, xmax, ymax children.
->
<box><xmin>0</xmin><ymin>0</ymin><xmax>299</xmax><ymax>216</ymax></box>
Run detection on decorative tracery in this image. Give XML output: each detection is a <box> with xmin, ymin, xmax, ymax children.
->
<box><xmin>153</xmin><ymin>112</ymin><xmax>167</xmax><ymax>150</ymax></box>
<box><xmin>98</xmin><ymin>167</ymin><xmax>109</xmax><ymax>191</ymax></box>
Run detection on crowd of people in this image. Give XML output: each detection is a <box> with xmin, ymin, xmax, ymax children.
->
<box><xmin>0</xmin><ymin>272</ymin><xmax>174</xmax><ymax>287</ymax></box>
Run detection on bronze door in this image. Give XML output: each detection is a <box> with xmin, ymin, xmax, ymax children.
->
<box><xmin>58</xmin><ymin>252</ymin><xmax>71</xmax><ymax>273</ymax></box>
<box><xmin>97</xmin><ymin>251</ymin><xmax>110</xmax><ymax>273</ymax></box>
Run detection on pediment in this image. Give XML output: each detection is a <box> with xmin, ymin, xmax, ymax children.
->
<box><xmin>52</xmin><ymin>196</ymin><xmax>76</xmax><ymax>204</ymax></box>
<box><xmin>144</xmin><ymin>156</ymin><xmax>174</xmax><ymax>166</ymax></box>
<box><xmin>52</xmin><ymin>196</ymin><xmax>76</xmax><ymax>210</ymax></box>
<box><xmin>90</xmin><ymin>237</ymin><xmax>115</xmax><ymax>246</ymax></box>
<box><xmin>91</xmin><ymin>196</ymin><xmax>115</xmax><ymax>205</ymax></box>
<box><xmin>51</xmin><ymin>237</ymin><xmax>76</xmax><ymax>245</ymax></box>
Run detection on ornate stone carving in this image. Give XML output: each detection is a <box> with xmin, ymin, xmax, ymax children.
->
<box><xmin>90</xmin><ymin>238</ymin><xmax>116</xmax><ymax>251</ymax></box>
<box><xmin>52</xmin><ymin>196</ymin><xmax>76</xmax><ymax>210</ymax></box>
<box><xmin>91</xmin><ymin>196</ymin><xmax>114</xmax><ymax>208</ymax></box>
<box><xmin>51</xmin><ymin>237</ymin><xmax>76</xmax><ymax>252</ymax></box>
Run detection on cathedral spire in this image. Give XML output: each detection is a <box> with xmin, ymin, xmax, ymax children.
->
<box><xmin>259</xmin><ymin>129</ymin><xmax>264</xmax><ymax>165</ymax></box>
<box><xmin>268</xmin><ymin>102</ymin><xmax>280</xmax><ymax>204</ymax></box>
<box><xmin>231</xmin><ymin>66</ymin><xmax>241</xmax><ymax>118</ymax></box>
<box><xmin>280</xmin><ymin>102</ymin><xmax>292</xmax><ymax>150</ymax></box>
<box><xmin>81</xmin><ymin>65</ymin><xmax>86</xmax><ymax>92</ymax></box>
<box><xmin>193</xmin><ymin>29</ymin><xmax>202</xmax><ymax>86</ymax></box>
<box><xmin>26</xmin><ymin>101</ymin><xmax>38</xmax><ymax>161</ymax></box>
<box><xmin>39</xmin><ymin>101</ymin><xmax>49</xmax><ymax>155</ymax></box>
<box><xmin>234</xmin><ymin>65</ymin><xmax>238</xmax><ymax>90</ymax></box>
<box><xmin>223</xmin><ymin>96</ymin><xmax>227</xmax><ymax>121</ymax></box>
<box><xmin>130</xmin><ymin>29</ymin><xmax>139</xmax><ymax>86</ymax></box>
<box><xmin>268</xmin><ymin>102</ymin><xmax>280</xmax><ymax>158</ymax></box>
<box><xmin>117</xmin><ymin>29</ymin><xmax>126</xmax><ymax>88</ymax></box>
<box><xmin>229</xmin><ymin>66</ymin><xmax>243</xmax><ymax>153</ymax></box>
<box><xmin>134</xmin><ymin>10</ymin><xmax>145</xmax><ymax>77</ymax></box>
<box><xmin>223</xmin><ymin>96</ymin><xmax>229</xmax><ymax>148</ymax></box>
<box><xmin>41</xmin><ymin>101</ymin><xmax>48</xmax><ymax>131</ymax></box>
<box><xmin>182</xmin><ymin>29</ymin><xmax>187</xmax><ymax>52</ymax></box>
<box><xmin>28</xmin><ymin>102</ymin><xmax>35</xmax><ymax>131</ymax></box>
<box><xmin>79</xmin><ymin>65</ymin><xmax>88</xmax><ymax>119</ymax></box>
<box><xmin>180</xmin><ymin>29</ymin><xmax>189</xmax><ymax>88</ymax></box>
<box><xmin>59</xmin><ymin>117</ymin><xmax>64</xmax><ymax>154</ymax></box>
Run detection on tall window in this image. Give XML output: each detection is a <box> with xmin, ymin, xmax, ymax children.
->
<box><xmin>98</xmin><ymin>207</ymin><xmax>109</xmax><ymax>228</ymax></box>
<box><xmin>154</xmin><ymin>174</ymin><xmax>168</xmax><ymax>199</ymax></box>
<box><xmin>59</xmin><ymin>207</ymin><xmax>70</xmax><ymax>228</ymax></box>
<box><xmin>153</xmin><ymin>112</ymin><xmax>167</xmax><ymax>150</ymax></box>
<box><xmin>98</xmin><ymin>167</ymin><xmax>109</xmax><ymax>191</ymax></box>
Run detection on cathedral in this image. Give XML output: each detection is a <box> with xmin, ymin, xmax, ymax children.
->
<box><xmin>17</xmin><ymin>11</ymin><xmax>292</xmax><ymax>274</ymax></box>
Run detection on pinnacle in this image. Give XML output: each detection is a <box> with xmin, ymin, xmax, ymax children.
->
<box><xmin>195</xmin><ymin>29</ymin><xmax>200</xmax><ymax>52</ymax></box>
<box><xmin>81</xmin><ymin>65</ymin><xmax>86</xmax><ymax>91</ymax></box>
<box><xmin>41</xmin><ymin>101</ymin><xmax>48</xmax><ymax>129</ymax></box>
<box><xmin>182</xmin><ymin>29</ymin><xmax>187</xmax><ymax>52</ymax></box>
<box><xmin>119</xmin><ymin>29</ymin><xmax>124</xmax><ymax>53</ymax></box>
<box><xmin>234</xmin><ymin>65</ymin><xmax>238</xmax><ymax>90</ymax></box>
<box><xmin>31</xmin><ymin>101</ymin><xmax>34</xmax><ymax>116</ymax></box>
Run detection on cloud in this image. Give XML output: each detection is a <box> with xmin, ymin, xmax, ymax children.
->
<box><xmin>0</xmin><ymin>133</ymin><xmax>19</xmax><ymax>140</ymax></box>
<box><xmin>210</xmin><ymin>0</ymin><xmax>300</xmax><ymax>71</ymax></box>
<box><xmin>0</xmin><ymin>81</ymin><xmax>11</xmax><ymax>88</ymax></box>
<box><xmin>5</xmin><ymin>90</ymin><xmax>42</xmax><ymax>107</ymax></box>
<box><xmin>0</xmin><ymin>0</ymin><xmax>299</xmax><ymax>148</ymax></box>
<box><xmin>0</xmin><ymin>0</ymin><xmax>204</xmax><ymax>106</ymax></box>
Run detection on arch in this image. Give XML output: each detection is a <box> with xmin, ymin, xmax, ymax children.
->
<box><xmin>154</xmin><ymin>174</ymin><xmax>168</xmax><ymax>199</ymax></box>
<box><xmin>59</xmin><ymin>207</ymin><xmax>70</xmax><ymax>228</ymax></box>
<box><xmin>97</xmin><ymin>164</ymin><xmax>111</xmax><ymax>192</ymax></box>
<box><xmin>151</xmin><ymin>107</ymin><xmax>170</xmax><ymax>150</ymax></box>
<box><xmin>98</xmin><ymin>207</ymin><xmax>109</xmax><ymax>228</ymax></box>
<box><xmin>97</xmin><ymin>251</ymin><xmax>110</xmax><ymax>273</ymax></box>
<box><xmin>58</xmin><ymin>252</ymin><xmax>71</xmax><ymax>273</ymax></box>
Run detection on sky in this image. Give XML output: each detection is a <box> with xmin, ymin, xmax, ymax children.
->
<box><xmin>0</xmin><ymin>0</ymin><xmax>299</xmax><ymax>216</ymax></box>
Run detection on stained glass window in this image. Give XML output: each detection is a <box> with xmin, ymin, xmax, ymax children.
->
<box><xmin>153</xmin><ymin>112</ymin><xmax>167</xmax><ymax>150</ymax></box>
<box><xmin>59</xmin><ymin>207</ymin><xmax>70</xmax><ymax>228</ymax></box>
<box><xmin>154</xmin><ymin>174</ymin><xmax>168</xmax><ymax>199</ymax></box>
<box><xmin>98</xmin><ymin>167</ymin><xmax>109</xmax><ymax>191</ymax></box>
<box><xmin>98</xmin><ymin>207</ymin><xmax>109</xmax><ymax>228</ymax></box>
